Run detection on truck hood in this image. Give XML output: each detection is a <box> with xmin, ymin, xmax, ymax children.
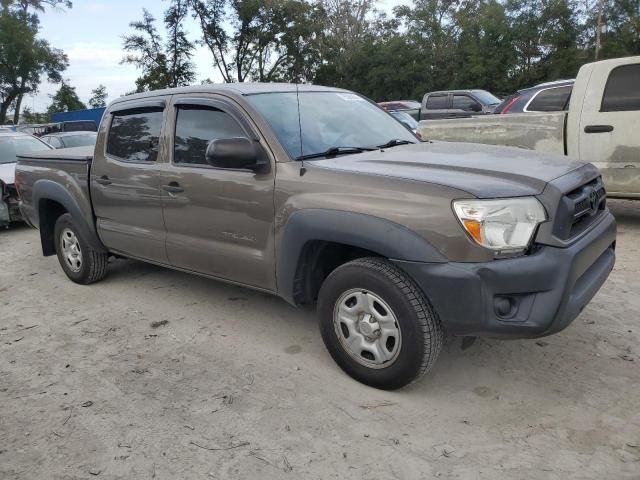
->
<box><xmin>0</xmin><ymin>162</ymin><xmax>15</xmax><ymax>185</ymax></box>
<box><xmin>310</xmin><ymin>141</ymin><xmax>585</xmax><ymax>198</ymax></box>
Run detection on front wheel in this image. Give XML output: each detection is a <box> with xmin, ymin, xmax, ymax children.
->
<box><xmin>318</xmin><ymin>257</ymin><xmax>443</xmax><ymax>390</ymax></box>
<box><xmin>54</xmin><ymin>213</ymin><xmax>108</xmax><ymax>284</ymax></box>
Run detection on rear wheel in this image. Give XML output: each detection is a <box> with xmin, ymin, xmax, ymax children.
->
<box><xmin>318</xmin><ymin>257</ymin><xmax>443</xmax><ymax>390</ymax></box>
<box><xmin>54</xmin><ymin>213</ymin><xmax>108</xmax><ymax>284</ymax></box>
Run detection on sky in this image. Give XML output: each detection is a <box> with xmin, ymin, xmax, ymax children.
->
<box><xmin>28</xmin><ymin>0</ymin><xmax>407</xmax><ymax>112</ymax></box>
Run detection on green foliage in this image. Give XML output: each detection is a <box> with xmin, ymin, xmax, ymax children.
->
<box><xmin>316</xmin><ymin>0</ymin><xmax>640</xmax><ymax>101</ymax></box>
<box><xmin>118</xmin><ymin>0</ymin><xmax>639</xmax><ymax>102</ymax></box>
<box><xmin>88</xmin><ymin>84</ymin><xmax>108</xmax><ymax>108</ymax></box>
<box><xmin>121</xmin><ymin>2</ymin><xmax>196</xmax><ymax>92</ymax></box>
<box><xmin>0</xmin><ymin>8</ymin><xmax>67</xmax><ymax>123</ymax></box>
<box><xmin>47</xmin><ymin>81</ymin><xmax>86</xmax><ymax>115</ymax></box>
<box><xmin>21</xmin><ymin>105</ymin><xmax>49</xmax><ymax>123</ymax></box>
<box><xmin>189</xmin><ymin>0</ymin><xmax>323</xmax><ymax>82</ymax></box>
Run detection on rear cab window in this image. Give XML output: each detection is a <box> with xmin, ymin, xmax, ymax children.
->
<box><xmin>601</xmin><ymin>64</ymin><xmax>640</xmax><ymax>112</ymax></box>
<box><xmin>425</xmin><ymin>95</ymin><xmax>448</xmax><ymax>110</ymax></box>
<box><xmin>106</xmin><ymin>109</ymin><xmax>163</xmax><ymax>163</ymax></box>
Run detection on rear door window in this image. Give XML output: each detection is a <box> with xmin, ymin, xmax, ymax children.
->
<box><xmin>527</xmin><ymin>86</ymin><xmax>572</xmax><ymax>112</ymax></box>
<box><xmin>106</xmin><ymin>109</ymin><xmax>163</xmax><ymax>163</ymax></box>
<box><xmin>601</xmin><ymin>64</ymin><xmax>640</xmax><ymax>112</ymax></box>
<box><xmin>174</xmin><ymin>106</ymin><xmax>246</xmax><ymax>166</ymax></box>
<box><xmin>426</xmin><ymin>95</ymin><xmax>448</xmax><ymax>110</ymax></box>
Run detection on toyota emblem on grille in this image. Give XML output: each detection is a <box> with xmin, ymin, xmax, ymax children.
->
<box><xmin>589</xmin><ymin>189</ymin><xmax>599</xmax><ymax>213</ymax></box>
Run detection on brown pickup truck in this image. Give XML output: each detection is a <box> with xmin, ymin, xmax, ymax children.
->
<box><xmin>15</xmin><ymin>84</ymin><xmax>616</xmax><ymax>389</ymax></box>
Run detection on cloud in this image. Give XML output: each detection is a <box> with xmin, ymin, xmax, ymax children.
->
<box><xmin>26</xmin><ymin>43</ymin><xmax>139</xmax><ymax>110</ymax></box>
<box><xmin>82</xmin><ymin>1</ymin><xmax>108</xmax><ymax>14</ymax></box>
<box><xmin>66</xmin><ymin>43</ymin><xmax>125</xmax><ymax>65</ymax></box>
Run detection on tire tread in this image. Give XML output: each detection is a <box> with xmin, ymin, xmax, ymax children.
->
<box><xmin>54</xmin><ymin>214</ymin><xmax>108</xmax><ymax>285</ymax></box>
<box><xmin>330</xmin><ymin>257</ymin><xmax>443</xmax><ymax>386</ymax></box>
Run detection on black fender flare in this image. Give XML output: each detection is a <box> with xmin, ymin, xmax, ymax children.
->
<box><xmin>32</xmin><ymin>179</ymin><xmax>107</xmax><ymax>254</ymax></box>
<box><xmin>276</xmin><ymin>209</ymin><xmax>446</xmax><ymax>304</ymax></box>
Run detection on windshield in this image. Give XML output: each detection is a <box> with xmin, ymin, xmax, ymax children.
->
<box><xmin>246</xmin><ymin>91</ymin><xmax>416</xmax><ymax>159</ymax></box>
<box><xmin>473</xmin><ymin>90</ymin><xmax>501</xmax><ymax>105</ymax></box>
<box><xmin>61</xmin><ymin>133</ymin><xmax>97</xmax><ymax>148</ymax></box>
<box><xmin>0</xmin><ymin>136</ymin><xmax>51</xmax><ymax>164</ymax></box>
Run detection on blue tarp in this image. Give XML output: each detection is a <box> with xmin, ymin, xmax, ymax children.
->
<box><xmin>51</xmin><ymin>107</ymin><xmax>106</xmax><ymax>127</ymax></box>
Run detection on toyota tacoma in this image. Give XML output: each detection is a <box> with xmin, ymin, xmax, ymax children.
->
<box><xmin>15</xmin><ymin>84</ymin><xmax>616</xmax><ymax>389</ymax></box>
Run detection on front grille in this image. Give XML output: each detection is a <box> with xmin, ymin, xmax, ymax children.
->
<box><xmin>553</xmin><ymin>177</ymin><xmax>606</xmax><ymax>240</ymax></box>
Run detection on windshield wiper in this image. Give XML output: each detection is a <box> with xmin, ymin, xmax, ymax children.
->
<box><xmin>295</xmin><ymin>146</ymin><xmax>376</xmax><ymax>161</ymax></box>
<box><xmin>376</xmin><ymin>139</ymin><xmax>417</xmax><ymax>149</ymax></box>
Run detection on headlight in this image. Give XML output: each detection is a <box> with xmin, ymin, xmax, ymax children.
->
<box><xmin>453</xmin><ymin>197</ymin><xmax>547</xmax><ymax>253</ymax></box>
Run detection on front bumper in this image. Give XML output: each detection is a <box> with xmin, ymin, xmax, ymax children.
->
<box><xmin>394</xmin><ymin>211</ymin><xmax>616</xmax><ymax>338</ymax></box>
<box><xmin>1</xmin><ymin>183</ymin><xmax>23</xmax><ymax>226</ymax></box>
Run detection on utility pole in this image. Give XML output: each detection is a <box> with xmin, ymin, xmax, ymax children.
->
<box><xmin>595</xmin><ymin>0</ymin><xmax>604</xmax><ymax>60</ymax></box>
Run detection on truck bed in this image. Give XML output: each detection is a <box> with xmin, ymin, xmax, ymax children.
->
<box><xmin>16</xmin><ymin>146</ymin><xmax>96</xmax><ymax>235</ymax></box>
<box><xmin>416</xmin><ymin>112</ymin><xmax>567</xmax><ymax>156</ymax></box>
<box><xmin>18</xmin><ymin>145</ymin><xmax>94</xmax><ymax>162</ymax></box>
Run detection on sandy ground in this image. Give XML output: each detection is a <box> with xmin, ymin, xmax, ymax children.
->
<box><xmin>1</xmin><ymin>200</ymin><xmax>639</xmax><ymax>480</ymax></box>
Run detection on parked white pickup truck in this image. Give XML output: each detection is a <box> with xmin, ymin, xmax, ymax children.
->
<box><xmin>417</xmin><ymin>56</ymin><xmax>640</xmax><ymax>199</ymax></box>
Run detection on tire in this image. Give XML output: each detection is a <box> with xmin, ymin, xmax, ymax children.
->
<box><xmin>54</xmin><ymin>213</ymin><xmax>108</xmax><ymax>285</ymax></box>
<box><xmin>318</xmin><ymin>257</ymin><xmax>443</xmax><ymax>390</ymax></box>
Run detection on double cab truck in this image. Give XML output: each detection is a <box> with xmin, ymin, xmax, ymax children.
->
<box><xmin>417</xmin><ymin>56</ymin><xmax>640</xmax><ymax>199</ymax></box>
<box><xmin>16</xmin><ymin>84</ymin><xmax>616</xmax><ymax>390</ymax></box>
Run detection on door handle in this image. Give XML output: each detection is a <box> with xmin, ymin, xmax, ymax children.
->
<box><xmin>162</xmin><ymin>182</ymin><xmax>184</xmax><ymax>194</ymax></box>
<box><xmin>584</xmin><ymin>125</ymin><xmax>614</xmax><ymax>133</ymax></box>
<box><xmin>95</xmin><ymin>176</ymin><xmax>112</xmax><ymax>186</ymax></box>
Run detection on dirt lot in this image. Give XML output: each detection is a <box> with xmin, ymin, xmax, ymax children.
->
<box><xmin>1</xmin><ymin>200</ymin><xmax>639</xmax><ymax>480</ymax></box>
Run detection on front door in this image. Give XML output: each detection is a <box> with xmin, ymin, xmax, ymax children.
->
<box><xmin>91</xmin><ymin>100</ymin><xmax>169</xmax><ymax>263</ymax></box>
<box><xmin>576</xmin><ymin>61</ymin><xmax>640</xmax><ymax>197</ymax></box>
<box><xmin>160</xmin><ymin>95</ymin><xmax>276</xmax><ymax>290</ymax></box>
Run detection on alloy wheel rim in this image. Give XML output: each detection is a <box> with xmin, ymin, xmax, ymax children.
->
<box><xmin>333</xmin><ymin>289</ymin><xmax>402</xmax><ymax>369</ymax></box>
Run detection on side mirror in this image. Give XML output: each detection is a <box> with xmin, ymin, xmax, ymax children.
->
<box><xmin>205</xmin><ymin>137</ymin><xmax>262</xmax><ymax>170</ymax></box>
<box><xmin>470</xmin><ymin>103</ymin><xmax>482</xmax><ymax>112</ymax></box>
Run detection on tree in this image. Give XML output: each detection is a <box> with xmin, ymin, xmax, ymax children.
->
<box><xmin>121</xmin><ymin>4</ymin><xmax>196</xmax><ymax>92</ymax></box>
<box><xmin>21</xmin><ymin>105</ymin><xmax>48</xmax><ymax>123</ymax></box>
<box><xmin>452</xmin><ymin>0</ymin><xmax>515</xmax><ymax>94</ymax></box>
<box><xmin>0</xmin><ymin>9</ymin><xmax>67</xmax><ymax>123</ymax></box>
<box><xmin>189</xmin><ymin>0</ymin><xmax>324</xmax><ymax>82</ymax></box>
<box><xmin>88</xmin><ymin>84</ymin><xmax>108</xmax><ymax>108</ymax></box>
<box><xmin>1</xmin><ymin>1</ymin><xmax>73</xmax><ymax>13</ymax></box>
<box><xmin>47</xmin><ymin>81</ymin><xmax>86</xmax><ymax>115</ymax></box>
<box><xmin>583</xmin><ymin>0</ymin><xmax>640</xmax><ymax>59</ymax></box>
<box><xmin>314</xmin><ymin>0</ymin><xmax>378</xmax><ymax>88</ymax></box>
<box><xmin>2</xmin><ymin>0</ymin><xmax>71</xmax><ymax>123</ymax></box>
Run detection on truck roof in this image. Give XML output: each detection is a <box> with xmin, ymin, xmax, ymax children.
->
<box><xmin>425</xmin><ymin>89</ymin><xmax>490</xmax><ymax>95</ymax></box>
<box><xmin>109</xmin><ymin>83</ymin><xmax>346</xmax><ymax>108</ymax></box>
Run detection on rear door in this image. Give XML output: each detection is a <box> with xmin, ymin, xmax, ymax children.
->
<box><xmin>421</xmin><ymin>94</ymin><xmax>449</xmax><ymax>120</ymax></box>
<box><xmin>576</xmin><ymin>61</ymin><xmax>640</xmax><ymax>197</ymax></box>
<box><xmin>160</xmin><ymin>94</ymin><xmax>276</xmax><ymax>290</ymax></box>
<box><xmin>90</xmin><ymin>98</ymin><xmax>170</xmax><ymax>262</ymax></box>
